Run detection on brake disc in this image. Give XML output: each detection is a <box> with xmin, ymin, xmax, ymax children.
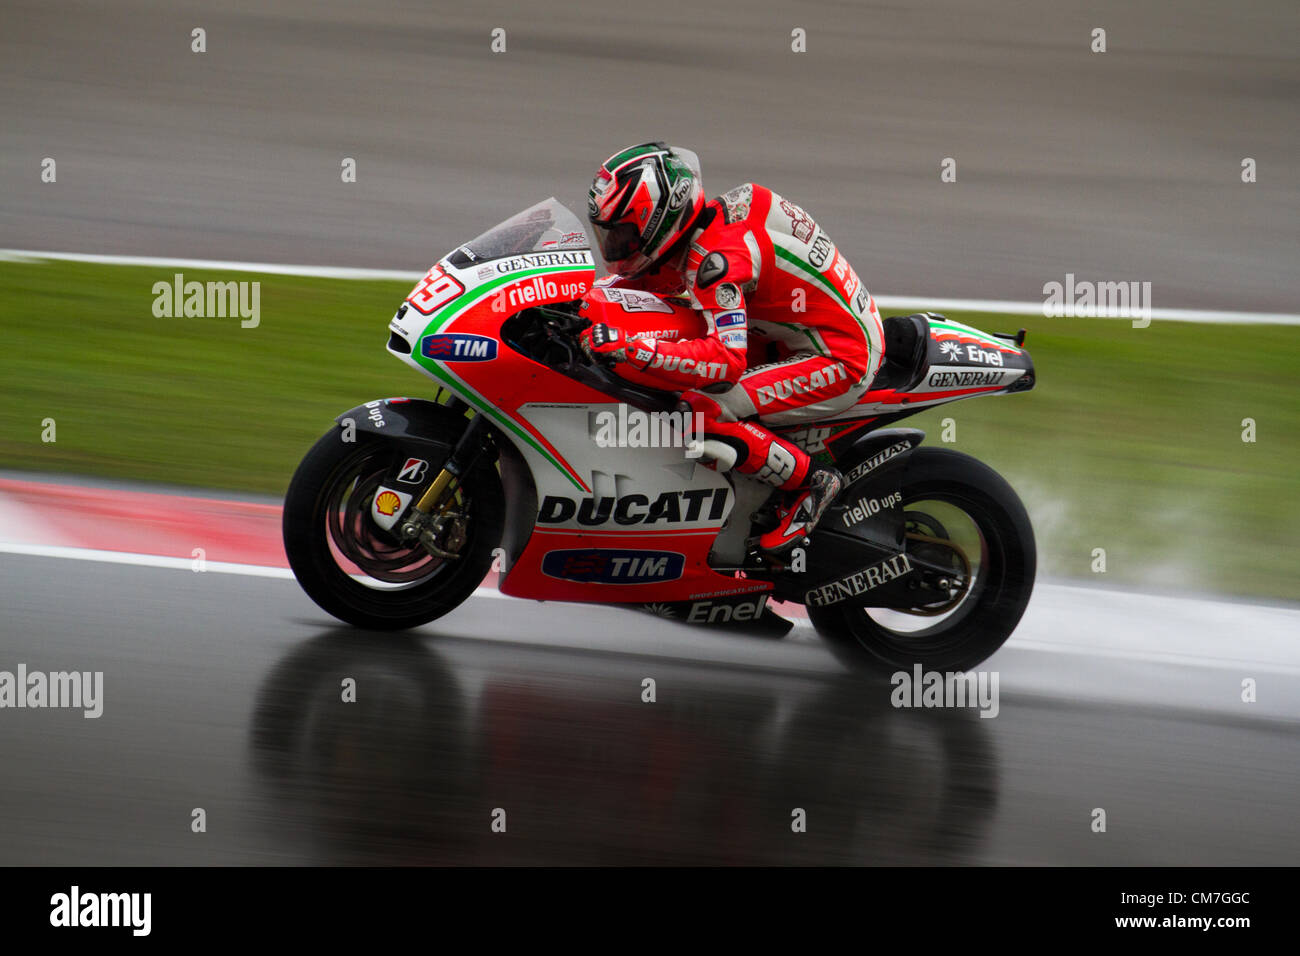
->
<box><xmin>902</xmin><ymin>531</ymin><xmax>971</xmax><ymax>616</ymax></box>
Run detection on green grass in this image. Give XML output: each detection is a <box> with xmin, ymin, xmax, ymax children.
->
<box><xmin>2</xmin><ymin>261</ymin><xmax>412</xmax><ymax>494</ymax></box>
<box><xmin>906</xmin><ymin>310</ymin><xmax>1299</xmax><ymax>600</ymax></box>
<box><xmin>2</xmin><ymin>260</ymin><xmax>1297</xmax><ymax>599</ymax></box>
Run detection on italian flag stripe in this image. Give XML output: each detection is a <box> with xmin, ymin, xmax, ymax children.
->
<box><xmin>928</xmin><ymin>320</ymin><xmax>1020</xmax><ymax>352</ymax></box>
<box><xmin>771</xmin><ymin>244</ymin><xmax>880</xmax><ymax>357</ymax></box>
<box><xmin>413</xmin><ymin>264</ymin><xmax>594</xmax><ymax>491</ymax></box>
<box><xmin>424</xmin><ymin>264</ymin><xmax>591</xmax><ymax>332</ymax></box>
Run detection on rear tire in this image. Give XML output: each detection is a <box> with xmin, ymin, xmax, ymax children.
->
<box><xmin>808</xmin><ymin>447</ymin><xmax>1035</xmax><ymax>674</ymax></box>
<box><xmin>283</xmin><ymin>416</ymin><xmax>504</xmax><ymax>630</ymax></box>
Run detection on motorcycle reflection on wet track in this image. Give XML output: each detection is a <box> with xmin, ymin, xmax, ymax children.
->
<box><xmin>250</xmin><ymin>630</ymin><xmax>999</xmax><ymax>865</ymax></box>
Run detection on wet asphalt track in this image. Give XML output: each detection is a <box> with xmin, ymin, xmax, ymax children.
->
<box><xmin>2</xmin><ymin>552</ymin><xmax>1298</xmax><ymax>865</ymax></box>
<box><xmin>2</xmin><ymin>0</ymin><xmax>1298</xmax><ymax>312</ymax></box>
<box><xmin>3</xmin><ymin>0</ymin><xmax>1299</xmax><ymax>865</ymax></box>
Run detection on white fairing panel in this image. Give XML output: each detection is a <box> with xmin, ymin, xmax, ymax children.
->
<box><xmin>515</xmin><ymin>404</ymin><xmax>734</xmax><ymax>531</ymax></box>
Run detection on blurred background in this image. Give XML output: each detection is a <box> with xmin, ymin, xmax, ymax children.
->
<box><xmin>2</xmin><ymin>0</ymin><xmax>1297</xmax><ymax>596</ymax></box>
<box><xmin>1</xmin><ymin>0</ymin><xmax>1298</xmax><ymax>866</ymax></box>
<box><xmin>3</xmin><ymin>0</ymin><xmax>1297</xmax><ymax>308</ymax></box>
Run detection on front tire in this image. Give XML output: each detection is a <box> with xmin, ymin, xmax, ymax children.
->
<box><xmin>283</xmin><ymin>416</ymin><xmax>504</xmax><ymax>630</ymax></box>
<box><xmin>808</xmin><ymin>447</ymin><xmax>1035</xmax><ymax>674</ymax></box>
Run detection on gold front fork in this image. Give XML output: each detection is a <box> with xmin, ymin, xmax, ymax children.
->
<box><xmin>414</xmin><ymin>467</ymin><xmax>457</xmax><ymax>514</ymax></box>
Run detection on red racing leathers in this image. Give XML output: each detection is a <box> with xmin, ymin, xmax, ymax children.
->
<box><xmin>599</xmin><ymin>183</ymin><xmax>885</xmax><ymax>490</ymax></box>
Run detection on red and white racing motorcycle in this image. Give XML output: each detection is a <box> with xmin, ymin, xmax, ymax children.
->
<box><xmin>283</xmin><ymin>200</ymin><xmax>1037</xmax><ymax>672</ymax></box>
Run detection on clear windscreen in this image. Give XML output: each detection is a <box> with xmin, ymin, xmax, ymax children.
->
<box><xmin>450</xmin><ymin>198</ymin><xmax>591</xmax><ymax>263</ymax></box>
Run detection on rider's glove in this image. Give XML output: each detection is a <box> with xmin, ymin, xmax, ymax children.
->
<box><xmin>581</xmin><ymin>324</ymin><xmax>656</xmax><ymax>370</ymax></box>
<box><xmin>580</xmin><ymin>323</ymin><xmax>627</xmax><ymax>363</ymax></box>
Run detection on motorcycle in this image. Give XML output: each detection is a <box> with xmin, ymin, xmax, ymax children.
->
<box><xmin>283</xmin><ymin>199</ymin><xmax>1037</xmax><ymax>673</ymax></box>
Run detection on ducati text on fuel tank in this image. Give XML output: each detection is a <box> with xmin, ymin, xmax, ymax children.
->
<box><xmin>538</xmin><ymin>488</ymin><xmax>729</xmax><ymax>526</ymax></box>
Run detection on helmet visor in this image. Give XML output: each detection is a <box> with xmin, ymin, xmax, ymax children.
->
<box><xmin>592</xmin><ymin>221</ymin><xmax>642</xmax><ymax>264</ymax></box>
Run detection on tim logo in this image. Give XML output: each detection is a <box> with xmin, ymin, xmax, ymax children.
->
<box><xmin>542</xmin><ymin>549</ymin><xmax>685</xmax><ymax>584</ymax></box>
<box><xmin>421</xmin><ymin>333</ymin><xmax>497</xmax><ymax>362</ymax></box>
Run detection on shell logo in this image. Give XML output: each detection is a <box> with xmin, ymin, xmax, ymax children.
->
<box><xmin>375</xmin><ymin>491</ymin><xmax>402</xmax><ymax>516</ymax></box>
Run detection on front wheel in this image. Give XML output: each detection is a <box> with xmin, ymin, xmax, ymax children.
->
<box><xmin>808</xmin><ymin>447</ymin><xmax>1036</xmax><ymax>674</ymax></box>
<box><xmin>282</xmin><ymin>416</ymin><xmax>504</xmax><ymax>630</ymax></box>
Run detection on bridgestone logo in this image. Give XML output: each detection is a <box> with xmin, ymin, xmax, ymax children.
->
<box><xmin>843</xmin><ymin>441</ymin><xmax>911</xmax><ymax>484</ymax></box>
<box><xmin>805</xmin><ymin>554</ymin><xmax>914</xmax><ymax>607</ymax></box>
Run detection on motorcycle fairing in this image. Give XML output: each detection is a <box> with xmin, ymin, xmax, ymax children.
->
<box><xmin>387</xmin><ymin>199</ymin><xmax>603</xmax><ymax>494</ymax></box>
<box><xmin>814</xmin><ymin>314</ymin><xmax>1036</xmax><ymax>430</ymax></box>
<box><xmin>490</xmin><ymin>401</ymin><xmax>770</xmax><ymax>603</ymax></box>
<box><xmin>379</xmin><ymin>200</ymin><xmax>1031</xmax><ymax>611</ymax></box>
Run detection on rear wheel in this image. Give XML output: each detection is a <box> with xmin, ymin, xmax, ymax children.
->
<box><xmin>808</xmin><ymin>447</ymin><xmax>1035</xmax><ymax>673</ymax></box>
<box><xmin>283</xmin><ymin>417</ymin><xmax>503</xmax><ymax>630</ymax></box>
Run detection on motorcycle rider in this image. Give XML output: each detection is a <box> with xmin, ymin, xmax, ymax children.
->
<box><xmin>579</xmin><ymin>142</ymin><xmax>885</xmax><ymax>560</ymax></box>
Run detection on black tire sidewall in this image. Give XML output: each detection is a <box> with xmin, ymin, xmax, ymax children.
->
<box><xmin>282</xmin><ymin>422</ymin><xmax>504</xmax><ymax>630</ymax></box>
<box><xmin>809</xmin><ymin>446</ymin><xmax>1036</xmax><ymax>674</ymax></box>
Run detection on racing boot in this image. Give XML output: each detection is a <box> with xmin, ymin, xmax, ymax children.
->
<box><xmin>758</xmin><ymin>466</ymin><xmax>843</xmax><ymax>562</ymax></box>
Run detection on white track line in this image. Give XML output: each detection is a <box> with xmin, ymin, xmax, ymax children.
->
<box><xmin>0</xmin><ymin>542</ymin><xmax>296</xmax><ymax>578</ymax></box>
<box><xmin>0</xmin><ymin>542</ymin><xmax>509</xmax><ymax>597</ymax></box>
<box><xmin>1004</xmin><ymin>636</ymin><xmax>1300</xmax><ymax>676</ymax></box>
<box><xmin>7</xmin><ymin>542</ymin><xmax>1300</xmax><ymax>675</ymax></box>
<box><xmin>0</xmin><ymin>249</ymin><xmax>420</xmax><ymax>282</ymax></box>
<box><xmin>879</xmin><ymin>295</ymin><xmax>1300</xmax><ymax>326</ymax></box>
<box><xmin>3</xmin><ymin>249</ymin><xmax>1298</xmax><ymax>325</ymax></box>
